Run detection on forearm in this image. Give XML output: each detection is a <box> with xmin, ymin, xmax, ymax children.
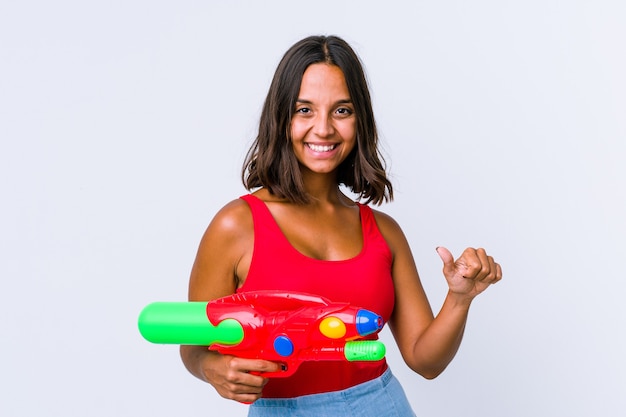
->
<box><xmin>408</xmin><ymin>291</ymin><xmax>473</xmax><ymax>379</ymax></box>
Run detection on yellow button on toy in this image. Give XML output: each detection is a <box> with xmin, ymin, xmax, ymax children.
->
<box><xmin>319</xmin><ymin>317</ymin><xmax>347</xmax><ymax>339</ymax></box>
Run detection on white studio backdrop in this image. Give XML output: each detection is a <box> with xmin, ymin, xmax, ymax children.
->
<box><xmin>1</xmin><ymin>1</ymin><xmax>624</xmax><ymax>416</ymax></box>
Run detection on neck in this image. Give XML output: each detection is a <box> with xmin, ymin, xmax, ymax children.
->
<box><xmin>300</xmin><ymin>170</ymin><xmax>343</xmax><ymax>204</ymax></box>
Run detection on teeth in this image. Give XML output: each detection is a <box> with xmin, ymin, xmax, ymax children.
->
<box><xmin>307</xmin><ymin>143</ymin><xmax>336</xmax><ymax>152</ymax></box>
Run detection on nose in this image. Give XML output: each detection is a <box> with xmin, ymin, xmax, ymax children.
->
<box><xmin>313</xmin><ymin>113</ymin><xmax>335</xmax><ymax>137</ymax></box>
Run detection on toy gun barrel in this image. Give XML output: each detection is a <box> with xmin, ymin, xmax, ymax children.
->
<box><xmin>138</xmin><ymin>302</ymin><xmax>244</xmax><ymax>346</ymax></box>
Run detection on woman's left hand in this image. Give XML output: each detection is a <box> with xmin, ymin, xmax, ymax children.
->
<box><xmin>436</xmin><ymin>246</ymin><xmax>502</xmax><ymax>301</ymax></box>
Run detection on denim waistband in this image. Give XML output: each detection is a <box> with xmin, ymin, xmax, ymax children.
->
<box><xmin>248</xmin><ymin>368</ymin><xmax>415</xmax><ymax>416</ymax></box>
<box><xmin>380</xmin><ymin>366</ymin><xmax>393</xmax><ymax>386</ymax></box>
<box><xmin>252</xmin><ymin>368</ymin><xmax>393</xmax><ymax>407</ymax></box>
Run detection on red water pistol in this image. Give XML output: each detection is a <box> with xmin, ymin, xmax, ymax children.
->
<box><xmin>138</xmin><ymin>291</ymin><xmax>386</xmax><ymax>378</ymax></box>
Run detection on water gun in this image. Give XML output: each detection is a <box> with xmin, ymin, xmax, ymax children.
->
<box><xmin>138</xmin><ymin>291</ymin><xmax>386</xmax><ymax>377</ymax></box>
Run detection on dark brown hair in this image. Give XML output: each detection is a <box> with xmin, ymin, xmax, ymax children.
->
<box><xmin>242</xmin><ymin>35</ymin><xmax>393</xmax><ymax>205</ymax></box>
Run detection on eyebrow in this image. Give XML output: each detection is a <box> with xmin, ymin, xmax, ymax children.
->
<box><xmin>295</xmin><ymin>98</ymin><xmax>353</xmax><ymax>105</ymax></box>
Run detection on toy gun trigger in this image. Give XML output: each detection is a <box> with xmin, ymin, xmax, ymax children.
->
<box><xmin>249</xmin><ymin>361</ymin><xmax>298</xmax><ymax>378</ymax></box>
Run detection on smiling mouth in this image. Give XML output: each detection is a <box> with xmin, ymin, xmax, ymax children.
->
<box><xmin>306</xmin><ymin>143</ymin><xmax>338</xmax><ymax>152</ymax></box>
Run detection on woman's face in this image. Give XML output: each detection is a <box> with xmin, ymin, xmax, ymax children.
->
<box><xmin>290</xmin><ymin>63</ymin><xmax>357</xmax><ymax>176</ymax></box>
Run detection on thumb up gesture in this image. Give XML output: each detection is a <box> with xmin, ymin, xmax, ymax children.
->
<box><xmin>436</xmin><ymin>247</ymin><xmax>502</xmax><ymax>300</ymax></box>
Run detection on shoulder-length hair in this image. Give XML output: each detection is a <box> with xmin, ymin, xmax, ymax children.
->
<box><xmin>241</xmin><ymin>35</ymin><xmax>393</xmax><ymax>205</ymax></box>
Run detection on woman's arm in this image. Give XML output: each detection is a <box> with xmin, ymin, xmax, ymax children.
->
<box><xmin>375</xmin><ymin>211</ymin><xmax>502</xmax><ymax>379</ymax></box>
<box><xmin>179</xmin><ymin>199</ymin><xmax>280</xmax><ymax>403</ymax></box>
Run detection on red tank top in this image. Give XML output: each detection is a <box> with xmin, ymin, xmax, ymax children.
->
<box><xmin>237</xmin><ymin>194</ymin><xmax>395</xmax><ymax>397</ymax></box>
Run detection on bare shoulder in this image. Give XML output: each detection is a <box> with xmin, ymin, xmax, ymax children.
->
<box><xmin>196</xmin><ymin>197</ymin><xmax>254</xmax><ymax>265</ymax></box>
<box><xmin>369</xmin><ymin>207</ymin><xmax>408</xmax><ymax>251</ymax></box>
<box><xmin>206</xmin><ymin>197</ymin><xmax>253</xmax><ymax>238</ymax></box>
<box><xmin>369</xmin><ymin>207</ymin><xmax>401</xmax><ymax>230</ymax></box>
<box><xmin>189</xmin><ymin>198</ymin><xmax>254</xmax><ymax>300</ymax></box>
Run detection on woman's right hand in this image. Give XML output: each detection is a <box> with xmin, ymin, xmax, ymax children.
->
<box><xmin>181</xmin><ymin>345</ymin><xmax>281</xmax><ymax>404</ymax></box>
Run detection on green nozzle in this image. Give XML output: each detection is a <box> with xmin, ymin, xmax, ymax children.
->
<box><xmin>138</xmin><ymin>302</ymin><xmax>244</xmax><ymax>346</ymax></box>
<box><xmin>343</xmin><ymin>340</ymin><xmax>386</xmax><ymax>362</ymax></box>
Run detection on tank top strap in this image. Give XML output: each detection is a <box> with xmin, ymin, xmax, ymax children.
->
<box><xmin>357</xmin><ymin>202</ymin><xmax>372</xmax><ymax>223</ymax></box>
<box><xmin>239</xmin><ymin>194</ymin><xmax>278</xmax><ymax>230</ymax></box>
<box><xmin>357</xmin><ymin>203</ymin><xmax>379</xmax><ymax>240</ymax></box>
<box><xmin>239</xmin><ymin>194</ymin><xmax>292</xmax><ymax>254</ymax></box>
<box><xmin>357</xmin><ymin>202</ymin><xmax>393</xmax><ymax>265</ymax></box>
<box><xmin>239</xmin><ymin>194</ymin><xmax>269</xmax><ymax>218</ymax></box>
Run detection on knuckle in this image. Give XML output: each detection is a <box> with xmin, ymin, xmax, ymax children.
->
<box><xmin>225</xmin><ymin>369</ymin><xmax>239</xmax><ymax>383</ymax></box>
<box><xmin>224</xmin><ymin>362</ymin><xmax>242</xmax><ymax>382</ymax></box>
<box><xmin>228</xmin><ymin>356</ymin><xmax>241</xmax><ymax>368</ymax></box>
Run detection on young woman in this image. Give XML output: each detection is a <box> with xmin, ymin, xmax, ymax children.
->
<box><xmin>180</xmin><ymin>35</ymin><xmax>502</xmax><ymax>416</ymax></box>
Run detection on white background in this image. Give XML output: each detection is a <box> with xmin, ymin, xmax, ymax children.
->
<box><xmin>1</xmin><ymin>1</ymin><xmax>624</xmax><ymax>416</ymax></box>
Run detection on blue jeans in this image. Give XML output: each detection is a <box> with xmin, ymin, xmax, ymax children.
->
<box><xmin>248</xmin><ymin>368</ymin><xmax>416</xmax><ymax>417</ymax></box>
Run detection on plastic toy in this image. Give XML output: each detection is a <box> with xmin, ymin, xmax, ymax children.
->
<box><xmin>138</xmin><ymin>291</ymin><xmax>386</xmax><ymax>377</ymax></box>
